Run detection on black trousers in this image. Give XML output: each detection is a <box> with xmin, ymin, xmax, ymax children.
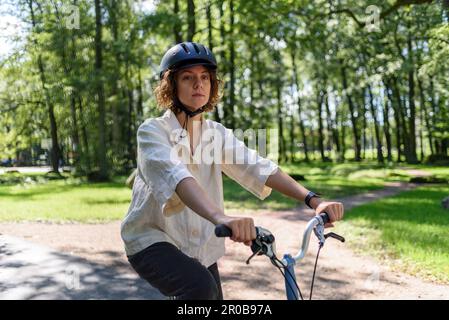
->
<box><xmin>127</xmin><ymin>242</ymin><xmax>223</xmax><ymax>300</ymax></box>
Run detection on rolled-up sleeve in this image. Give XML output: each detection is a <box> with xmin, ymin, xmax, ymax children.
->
<box><xmin>137</xmin><ymin>121</ymin><xmax>194</xmax><ymax>212</ymax></box>
<box><xmin>220</xmin><ymin>126</ymin><xmax>278</xmax><ymax>200</ymax></box>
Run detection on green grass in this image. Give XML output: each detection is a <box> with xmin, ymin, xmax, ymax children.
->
<box><xmin>224</xmin><ymin>161</ymin><xmax>414</xmax><ymax>211</ymax></box>
<box><xmin>334</xmin><ymin>184</ymin><xmax>449</xmax><ymax>283</ymax></box>
<box><xmin>0</xmin><ymin>175</ymin><xmax>131</xmax><ymax>223</ymax></box>
<box><xmin>0</xmin><ymin>163</ymin><xmax>446</xmax><ymax>223</ymax></box>
<box><xmin>0</xmin><ymin>162</ymin><xmax>425</xmax><ymax>221</ymax></box>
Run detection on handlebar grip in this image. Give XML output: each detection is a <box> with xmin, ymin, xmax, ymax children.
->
<box><xmin>319</xmin><ymin>212</ymin><xmax>330</xmax><ymax>224</ymax></box>
<box><xmin>215</xmin><ymin>224</ymin><xmax>232</xmax><ymax>237</ymax></box>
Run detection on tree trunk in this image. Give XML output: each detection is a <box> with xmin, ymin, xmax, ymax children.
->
<box><xmin>173</xmin><ymin>0</ymin><xmax>182</xmax><ymax>43</ymax></box>
<box><xmin>137</xmin><ymin>67</ymin><xmax>144</xmax><ymax>124</ymax></box>
<box><xmin>368</xmin><ymin>85</ymin><xmax>384</xmax><ymax>163</ymax></box>
<box><xmin>53</xmin><ymin>2</ymin><xmax>81</xmax><ymax>170</ymax></box>
<box><xmin>108</xmin><ymin>0</ymin><xmax>122</xmax><ymax>162</ymax></box>
<box><xmin>289</xmin><ymin>112</ymin><xmax>295</xmax><ymax>162</ymax></box>
<box><xmin>187</xmin><ymin>0</ymin><xmax>195</xmax><ymax>41</ymax></box>
<box><xmin>417</xmin><ymin>77</ymin><xmax>434</xmax><ymax>156</ymax></box>
<box><xmin>290</xmin><ymin>49</ymin><xmax>309</xmax><ymax>161</ymax></box>
<box><xmin>28</xmin><ymin>0</ymin><xmax>61</xmax><ymax>174</ymax></box>
<box><xmin>317</xmin><ymin>89</ymin><xmax>326</xmax><ymax>161</ymax></box>
<box><xmin>386</xmin><ymin>80</ymin><xmax>401</xmax><ymax>162</ymax></box>
<box><xmin>124</xmin><ymin>61</ymin><xmax>136</xmax><ymax>169</ymax></box>
<box><xmin>340</xmin><ymin>111</ymin><xmax>346</xmax><ymax>161</ymax></box>
<box><xmin>206</xmin><ymin>0</ymin><xmax>220</xmax><ymax>122</ymax></box>
<box><xmin>406</xmin><ymin>32</ymin><xmax>418</xmax><ymax>163</ymax></box>
<box><xmin>325</xmin><ymin>92</ymin><xmax>341</xmax><ymax>161</ymax></box>
<box><xmin>276</xmin><ymin>83</ymin><xmax>285</xmax><ymax>163</ymax></box>
<box><xmin>78</xmin><ymin>97</ymin><xmax>91</xmax><ymax>173</ymax></box>
<box><xmin>228</xmin><ymin>0</ymin><xmax>236</xmax><ymax>129</ymax></box>
<box><xmin>94</xmin><ymin>0</ymin><xmax>108</xmax><ymax>180</ymax></box>
<box><xmin>392</xmin><ymin>76</ymin><xmax>409</xmax><ymax>162</ymax></box>
<box><xmin>429</xmin><ymin>78</ymin><xmax>440</xmax><ymax>154</ymax></box>
<box><xmin>69</xmin><ymin>31</ymin><xmax>81</xmax><ymax>170</ymax></box>
<box><xmin>218</xmin><ymin>0</ymin><xmax>228</xmax><ymax>127</ymax></box>
<box><xmin>419</xmin><ymin>105</ymin><xmax>424</xmax><ymax>162</ymax></box>
<box><xmin>127</xmin><ymin>87</ymin><xmax>135</xmax><ymax>168</ymax></box>
<box><xmin>340</xmin><ymin>63</ymin><xmax>361</xmax><ymax>161</ymax></box>
<box><xmin>381</xmin><ymin>83</ymin><xmax>393</xmax><ymax>162</ymax></box>
<box><xmin>361</xmin><ymin>92</ymin><xmax>367</xmax><ymax>160</ymax></box>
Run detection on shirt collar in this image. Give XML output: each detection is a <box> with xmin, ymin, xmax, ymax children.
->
<box><xmin>164</xmin><ymin>108</ymin><xmax>209</xmax><ymax>132</ymax></box>
<box><xmin>163</xmin><ymin>109</ymin><xmax>212</xmax><ymax>150</ymax></box>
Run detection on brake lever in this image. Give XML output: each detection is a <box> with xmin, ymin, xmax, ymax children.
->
<box><xmin>246</xmin><ymin>227</ymin><xmax>276</xmax><ymax>265</ymax></box>
<box><xmin>313</xmin><ymin>223</ymin><xmax>326</xmax><ymax>248</ymax></box>
<box><xmin>324</xmin><ymin>232</ymin><xmax>345</xmax><ymax>242</ymax></box>
<box><xmin>246</xmin><ymin>247</ymin><xmax>262</xmax><ymax>265</ymax></box>
<box><xmin>314</xmin><ymin>215</ymin><xmax>345</xmax><ymax>248</ymax></box>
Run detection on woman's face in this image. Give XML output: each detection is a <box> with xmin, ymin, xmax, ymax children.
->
<box><xmin>175</xmin><ymin>65</ymin><xmax>211</xmax><ymax>110</ymax></box>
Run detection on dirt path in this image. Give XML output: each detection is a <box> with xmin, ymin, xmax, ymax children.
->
<box><xmin>1</xmin><ymin>181</ymin><xmax>448</xmax><ymax>299</ymax></box>
<box><xmin>398</xmin><ymin>167</ymin><xmax>433</xmax><ymax>178</ymax></box>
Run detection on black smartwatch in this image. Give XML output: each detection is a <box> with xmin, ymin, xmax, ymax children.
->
<box><xmin>304</xmin><ymin>191</ymin><xmax>320</xmax><ymax>209</ymax></box>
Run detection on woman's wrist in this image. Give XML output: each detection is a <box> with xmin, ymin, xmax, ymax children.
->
<box><xmin>309</xmin><ymin>196</ymin><xmax>323</xmax><ymax>210</ymax></box>
<box><xmin>210</xmin><ymin>210</ymin><xmax>227</xmax><ymax>225</ymax></box>
<box><xmin>304</xmin><ymin>191</ymin><xmax>323</xmax><ymax>210</ymax></box>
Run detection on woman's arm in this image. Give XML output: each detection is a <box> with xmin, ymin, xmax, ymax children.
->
<box><xmin>265</xmin><ymin>168</ymin><xmax>344</xmax><ymax>226</ymax></box>
<box><xmin>175</xmin><ymin>177</ymin><xmax>256</xmax><ymax>245</ymax></box>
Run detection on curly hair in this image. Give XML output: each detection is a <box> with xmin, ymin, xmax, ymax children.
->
<box><xmin>154</xmin><ymin>68</ymin><xmax>223</xmax><ymax>114</ymax></box>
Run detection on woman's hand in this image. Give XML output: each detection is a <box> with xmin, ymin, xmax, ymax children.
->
<box><xmin>215</xmin><ymin>215</ymin><xmax>256</xmax><ymax>246</ymax></box>
<box><xmin>313</xmin><ymin>200</ymin><xmax>344</xmax><ymax>228</ymax></box>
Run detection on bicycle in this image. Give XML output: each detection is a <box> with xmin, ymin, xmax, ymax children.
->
<box><xmin>215</xmin><ymin>213</ymin><xmax>345</xmax><ymax>300</ymax></box>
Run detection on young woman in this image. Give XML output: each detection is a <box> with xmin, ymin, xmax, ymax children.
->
<box><xmin>121</xmin><ymin>42</ymin><xmax>344</xmax><ymax>300</ymax></box>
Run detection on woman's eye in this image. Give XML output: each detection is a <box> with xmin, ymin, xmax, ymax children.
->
<box><xmin>202</xmin><ymin>75</ymin><xmax>209</xmax><ymax>80</ymax></box>
<box><xmin>183</xmin><ymin>76</ymin><xmax>192</xmax><ymax>80</ymax></box>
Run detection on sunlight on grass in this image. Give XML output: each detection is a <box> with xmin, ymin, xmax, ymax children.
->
<box><xmin>0</xmin><ymin>177</ymin><xmax>131</xmax><ymax>223</ymax></box>
<box><xmin>334</xmin><ymin>185</ymin><xmax>449</xmax><ymax>283</ymax></box>
<box><xmin>0</xmin><ymin>162</ymin><xmax>422</xmax><ymax>221</ymax></box>
<box><xmin>223</xmin><ymin>161</ymin><xmax>412</xmax><ymax>211</ymax></box>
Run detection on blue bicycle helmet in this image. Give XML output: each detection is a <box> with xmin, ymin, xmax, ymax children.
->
<box><xmin>159</xmin><ymin>42</ymin><xmax>217</xmax><ymax>79</ymax></box>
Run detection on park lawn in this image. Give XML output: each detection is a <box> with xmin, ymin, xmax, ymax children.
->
<box><xmin>0</xmin><ymin>175</ymin><xmax>131</xmax><ymax>223</ymax></box>
<box><xmin>223</xmin><ymin>175</ymin><xmax>385</xmax><ymax>211</ymax></box>
<box><xmin>224</xmin><ymin>162</ymin><xmax>413</xmax><ymax>211</ymax></box>
<box><xmin>333</xmin><ymin>183</ymin><xmax>449</xmax><ymax>283</ymax></box>
<box><xmin>0</xmin><ymin>162</ymin><xmax>442</xmax><ymax>222</ymax></box>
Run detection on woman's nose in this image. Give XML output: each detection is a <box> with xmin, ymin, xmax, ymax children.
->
<box><xmin>193</xmin><ymin>76</ymin><xmax>204</xmax><ymax>88</ymax></box>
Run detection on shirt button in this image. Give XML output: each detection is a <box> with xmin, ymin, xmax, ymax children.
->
<box><xmin>191</xmin><ymin>229</ymin><xmax>199</xmax><ymax>237</ymax></box>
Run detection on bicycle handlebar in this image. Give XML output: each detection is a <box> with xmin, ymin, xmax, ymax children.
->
<box><xmin>214</xmin><ymin>213</ymin><xmax>330</xmax><ymax>238</ymax></box>
<box><xmin>215</xmin><ymin>213</ymin><xmax>331</xmax><ymax>266</ymax></box>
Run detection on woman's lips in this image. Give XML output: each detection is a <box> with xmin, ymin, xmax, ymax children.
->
<box><xmin>192</xmin><ymin>94</ymin><xmax>205</xmax><ymax>97</ymax></box>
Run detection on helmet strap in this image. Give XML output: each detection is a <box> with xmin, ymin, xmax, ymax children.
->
<box><xmin>173</xmin><ymin>97</ymin><xmax>206</xmax><ymax>138</ymax></box>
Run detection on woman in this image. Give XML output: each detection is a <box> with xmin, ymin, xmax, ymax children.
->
<box><xmin>121</xmin><ymin>42</ymin><xmax>344</xmax><ymax>300</ymax></box>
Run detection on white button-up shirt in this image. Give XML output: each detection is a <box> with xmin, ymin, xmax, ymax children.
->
<box><xmin>121</xmin><ymin>109</ymin><xmax>278</xmax><ymax>267</ymax></box>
